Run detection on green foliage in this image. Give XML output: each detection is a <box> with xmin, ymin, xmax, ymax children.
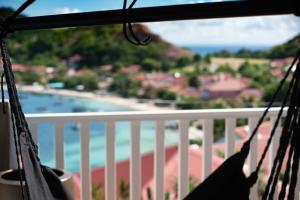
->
<box><xmin>15</xmin><ymin>71</ymin><xmax>42</xmax><ymax>85</ymax></box>
<box><xmin>176</xmin><ymin>57</ymin><xmax>193</xmax><ymax>67</ymax></box>
<box><xmin>188</xmin><ymin>74</ymin><xmax>200</xmax><ymax>88</ymax></box>
<box><xmin>142</xmin><ymin>58</ymin><xmax>161</xmax><ymax>71</ymax></box>
<box><xmin>119</xmin><ymin>179</ymin><xmax>129</xmax><ymax>200</ymax></box>
<box><xmin>142</xmin><ymin>86</ymin><xmax>156</xmax><ymax>99</ymax></box>
<box><xmin>92</xmin><ymin>184</ymin><xmax>104</xmax><ymax>200</ymax></box>
<box><xmin>208</xmin><ymin>98</ymin><xmax>231</xmax><ymax>109</ymax></box>
<box><xmin>147</xmin><ymin>187</ymin><xmax>153</xmax><ymax>200</ymax></box>
<box><xmin>268</xmin><ymin>35</ymin><xmax>300</xmax><ymax>58</ymax></box>
<box><xmin>238</xmin><ymin>61</ymin><xmax>276</xmax><ymax>88</ymax></box>
<box><xmin>263</xmin><ymin>80</ymin><xmax>290</xmax><ymax>104</ymax></box>
<box><xmin>157</xmin><ymin>88</ymin><xmax>176</xmax><ymax>100</ymax></box>
<box><xmin>212</xmin><ymin>50</ymin><xmax>233</xmax><ymax>57</ymax></box>
<box><xmin>64</xmin><ymin>71</ymin><xmax>99</xmax><ymax>90</ymax></box>
<box><xmin>176</xmin><ymin>97</ymin><xmax>204</xmax><ymax>109</ymax></box>
<box><xmin>1</xmin><ymin>10</ymin><xmax>184</xmax><ymax>68</ymax></box>
<box><xmin>214</xmin><ymin>119</ymin><xmax>225</xmax><ymax>142</ymax></box>
<box><xmin>216</xmin><ymin>150</ymin><xmax>225</xmax><ymax>158</ymax></box>
<box><xmin>189</xmin><ymin>139</ymin><xmax>202</xmax><ymax>146</ymax></box>
<box><xmin>164</xmin><ymin>192</ymin><xmax>170</xmax><ymax>200</ymax></box>
<box><xmin>109</xmin><ymin>74</ymin><xmax>140</xmax><ymax>97</ymax></box>
<box><xmin>112</xmin><ymin>62</ymin><xmax>123</xmax><ymax>73</ymax></box>
<box><xmin>216</xmin><ymin>64</ymin><xmax>236</xmax><ymax>76</ymax></box>
<box><xmin>211</xmin><ymin>34</ymin><xmax>300</xmax><ymax>59</ymax></box>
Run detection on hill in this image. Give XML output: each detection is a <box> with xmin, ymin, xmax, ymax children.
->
<box><xmin>211</xmin><ymin>34</ymin><xmax>300</xmax><ymax>59</ymax></box>
<box><xmin>268</xmin><ymin>34</ymin><xmax>300</xmax><ymax>58</ymax></box>
<box><xmin>0</xmin><ymin>7</ymin><xmax>194</xmax><ymax>68</ymax></box>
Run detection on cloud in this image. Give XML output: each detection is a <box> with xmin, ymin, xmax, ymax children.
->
<box><xmin>146</xmin><ymin>15</ymin><xmax>300</xmax><ymax>46</ymax></box>
<box><xmin>54</xmin><ymin>7</ymin><xmax>81</xmax><ymax>14</ymax></box>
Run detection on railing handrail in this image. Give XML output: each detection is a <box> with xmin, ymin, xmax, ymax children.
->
<box><xmin>26</xmin><ymin>107</ymin><xmax>287</xmax><ymax>122</ymax></box>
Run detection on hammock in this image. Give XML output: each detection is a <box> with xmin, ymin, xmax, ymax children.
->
<box><xmin>0</xmin><ymin>2</ymin><xmax>73</xmax><ymax>200</ymax></box>
<box><xmin>185</xmin><ymin>50</ymin><xmax>300</xmax><ymax>200</ymax></box>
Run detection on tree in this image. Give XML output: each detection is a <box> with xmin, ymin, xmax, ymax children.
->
<box><xmin>64</xmin><ymin>70</ymin><xmax>99</xmax><ymax>90</ymax></box>
<box><xmin>263</xmin><ymin>80</ymin><xmax>290</xmax><ymax>104</ymax></box>
<box><xmin>142</xmin><ymin>58</ymin><xmax>161</xmax><ymax>71</ymax></box>
<box><xmin>238</xmin><ymin>61</ymin><xmax>276</xmax><ymax>88</ymax></box>
<box><xmin>109</xmin><ymin>74</ymin><xmax>140</xmax><ymax>97</ymax></box>
<box><xmin>119</xmin><ymin>179</ymin><xmax>129</xmax><ymax>200</ymax></box>
<box><xmin>16</xmin><ymin>71</ymin><xmax>42</xmax><ymax>85</ymax></box>
<box><xmin>157</xmin><ymin>88</ymin><xmax>176</xmax><ymax>100</ymax></box>
<box><xmin>176</xmin><ymin>57</ymin><xmax>193</xmax><ymax>67</ymax></box>
<box><xmin>216</xmin><ymin>64</ymin><xmax>236</xmax><ymax>76</ymax></box>
<box><xmin>188</xmin><ymin>75</ymin><xmax>200</xmax><ymax>88</ymax></box>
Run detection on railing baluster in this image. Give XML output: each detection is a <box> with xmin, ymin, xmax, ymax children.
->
<box><xmin>249</xmin><ymin>118</ymin><xmax>258</xmax><ymax>200</ymax></box>
<box><xmin>225</xmin><ymin>118</ymin><xmax>235</xmax><ymax>159</ymax></box>
<box><xmin>155</xmin><ymin>120</ymin><xmax>165</xmax><ymax>200</ymax></box>
<box><xmin>178</xmin><ymin>120</ymin><xmax>189</xmax><ymax>199</ymax></box>
<box><xmin>130</xmin><ymin>120</ymin><xmax>141</xmax><ymax>200</ymax></box>
<box><xmin>202</xmin><ymin>119</ymin><xmax>213</xmax><ymax>181</ymax></box>
<box><xmin>55</xmin><ymin>122</ymin><xmax>64</xmax><ymax>169</ymax></box>
<box><xmin>269</xmin><ymin>117</ymin><xmax>280</xmax><ymax>198</ymax></box>
<box><xmin>80</xmin><ymin>122</ymin><xmax>91</xmax><ymax>200</ymax></box>
<box><xmin>106</xmin><ymin>120</ymin><xmax>116</xmax><ymax>200</ymax></box>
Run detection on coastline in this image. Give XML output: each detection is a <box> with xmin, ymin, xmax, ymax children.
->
<box><xmin>17</xmin><ymin>85</ymin><xmax>173</xmax><ymax>111</ymax></box>
<box><xmin>16</xmin><ymin>85</ymin><xmax>203</xmax><ymax>139</ymax></box>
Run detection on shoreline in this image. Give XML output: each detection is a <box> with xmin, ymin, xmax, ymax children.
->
<box><xmin>16</xmin><ymin>85</ymin><xmax>203</xmax><ymax>139</ymax></box>
<box><xmin>17</xmin><ymin>85</ymin><xmax>173</xmax><ymax>111</ymax></box>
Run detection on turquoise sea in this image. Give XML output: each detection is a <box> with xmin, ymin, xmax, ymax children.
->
<box><xmin>6</xmin><ymin>91</ymin><xmax>179</xmax><ymax>172</ymax></box>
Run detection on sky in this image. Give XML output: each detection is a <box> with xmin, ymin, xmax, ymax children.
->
<box><xmin>1</xmin><ymin>0</ymin><xmax>300</xmax><ymax>47</ymax></box>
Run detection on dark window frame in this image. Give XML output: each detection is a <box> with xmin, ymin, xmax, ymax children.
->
<box><xmin>11</xmin><ymin>0</ymin><xmax>299</xmax><ymax>32</ymax></box>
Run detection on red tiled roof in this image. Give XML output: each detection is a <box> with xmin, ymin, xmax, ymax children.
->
<box><xmin>171</xmin><ymin>86</ymin><xmax>199</xmax><ymax>97</ymax></box>
<box><xmin>12</xmin><ymin>64</ymin><xmax>48</xmax><ymax>74</ymax></box>
<box><xmin>142</xmin><ymin>145</ymin><xmax>224</xmax><ymax>199</ymax></box>
<box><xmin>120</xmin><ymin>65</ymin><xmax>141</xmax><ymax>73</ymax></box>
<box><xmin>205</xmin><ymin>78</ymin><xmax>249</xmax><ymax>93</ymax></box>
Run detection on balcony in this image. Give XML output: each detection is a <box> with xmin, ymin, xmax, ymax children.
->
<box><xmin>19</xmin><ymin>107</ymin><xmax>296</xmax><ymax>200</ymax></box>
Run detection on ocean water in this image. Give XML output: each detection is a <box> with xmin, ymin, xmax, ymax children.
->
<box><xmin>186</xmin><ymin>45</ymin><xmax>271</xmax><ymax>56</ymax></box>
<box><xmin>6</xmin><ymin>91</ymin><xmax>179</xmax><ymax>172</ymax></box>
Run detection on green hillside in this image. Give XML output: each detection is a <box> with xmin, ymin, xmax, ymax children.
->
<box><xmin>0</xmin><ymin>7</ymin><xmax>193</xmax><ymax>68</ymax></box>
<box><xmin>211</xmin><ymin>34</ymin><xmax>300</xmax><ymax>59</ymax></box>
<box><xmin>268</xmin><ymin>34</ymin><xmax>300</xmax><ymax>58</ymax></box>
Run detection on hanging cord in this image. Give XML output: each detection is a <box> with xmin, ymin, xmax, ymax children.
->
<box><xmin>1</xmin><ymin>73</ymin><xmax>6</xmax><ymax>113</ymax></box>
<box><xmin>278</xmin><ymin>61</ymin><xmax>300</xmax><ymax>200</ymax></box>
<box><xmin>123</xmin><ymin>0</ymin><xmax>151</xmax><ymax>45</ymax></box>
<box><xmin>269</xmin><ymin>63</ymin><xmax>300</xmax><ymax>200</ymax></box>
<box><xmin>0</xmin><ymin>1</ymin><xmax>36</xmax><ymax>199</ymax></box>
<box><xmin>262</xmin><ymin>57</ymin><xmax>300</xmax><ymax>200</ymax></box>
<box><xmin>287</xmin><ymin>109</ymin><xmax>300</xmax><ymax>200</ymax></box>
<box><xmin>254</xmin><ymin>52</ymin><xmax>300</xmax><ymax>174</ymax></box>
<box><xmin>240</xmin><ymin>50</ymin><xmax>300</xmax><ymax>155</ymax></box>
<box><xmin>279</xmin><ymin>108</ymin><xmax>300</xmax><ymax>200</ymax></box>
<box><xmin>1</xmin><ymin>40</ymin><xmax>38</xmax><ymax>153</ymax></box>
<box><xmin>0</xmin><ymin>0</ymin><xmax>38</xmax><ymax>154</ymax></box>
<box><xmin>246</xmin><ymin>50</ymin><xmax>300</xmax><ymax>144</ymax></box>
<box><xmin>0</xmin><ymin>36</ymin><xmax>28</xmax><ymax>200</ymax></box>
<box><xmin>277</xmin><ymin>86</ymin><xmax>300</xmax><ymax>199</ymax></box>
<box><xmin>263</xmin><ymin>61</ymin><xmax>300</xmax><ymax>200</ymax></box>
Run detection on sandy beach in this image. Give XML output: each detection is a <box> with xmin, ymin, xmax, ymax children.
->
<box><xmin>16</xmin><ymin>85</ymin><xmax>203</xmax><ymax>139</ymax></box>
<box><xmin>17</xmin><ymin>84</ymin><xmax>173</xmax><ymax>111</ymax></box>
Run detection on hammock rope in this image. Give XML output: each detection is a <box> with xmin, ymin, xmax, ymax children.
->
<box><xmin>1</xmin><ymin>1</ymin><xmax>73</xmax><ymax>199</ymax></box>
<box><xmin>185</xmin><ymin>50</ymin><xmax>300</xmax><ymax>200</ymax></box>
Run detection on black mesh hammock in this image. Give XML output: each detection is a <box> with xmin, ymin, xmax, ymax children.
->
<box><xmin>185</xmin><ymin>50</ymin><xmax>300</xmax><ymax>200</ymax></box>
<box><xmin>0</xmin><ymin>3</ymin><xmax>73</xmax><ymax>200</ymax></box>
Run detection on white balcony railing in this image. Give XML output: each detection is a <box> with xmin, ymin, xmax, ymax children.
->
<box><xmin>25</xmin><ymin>108</ymin><xmax>292</xmax><ymax>200</ymax></box>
